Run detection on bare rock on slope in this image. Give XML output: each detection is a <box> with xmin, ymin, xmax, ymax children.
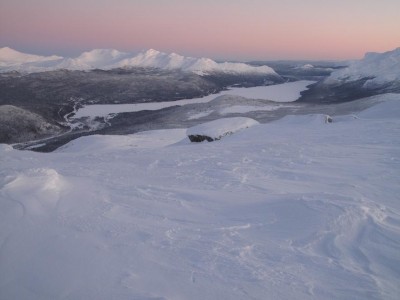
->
<box><xmin>0</xmin><ymin>105</ymin><xmax>61</xmax><ymax>144</ymax></box>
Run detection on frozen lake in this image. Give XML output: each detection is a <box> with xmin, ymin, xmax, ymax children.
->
<box><xmin>72</xmin><ymin>80</ymin><xmax>315</xmax><ymax>119</ymax></box>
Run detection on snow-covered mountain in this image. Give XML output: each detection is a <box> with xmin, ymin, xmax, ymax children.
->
<box><xmin>0</xmin><ymin>47</ymin><xmax>63</xmax><ymax>68</ymax></box>
<box><xmin>0</xmin><ymin>47</ymin><xmax>278</xmax><ymax>76</ymax></box>
<box><xmin>112</xmin><ymin>49</ymin><xmax>277</xmax><ymax>75</ymax></box>
<box><xmin>55</xmin><ymin>49</ymin><xmax>131</xmax><ymax>70</ymax></box>
<box><xmin>327</xmin><ymin>47</ymin><xmax>400</xmax><ymax>87</ymax></box>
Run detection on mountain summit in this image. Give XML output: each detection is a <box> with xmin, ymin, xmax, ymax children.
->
<box><xmin>0</xmin><ymin>47</ymin><xmax>63</xmax><ymax>67</ymax></box>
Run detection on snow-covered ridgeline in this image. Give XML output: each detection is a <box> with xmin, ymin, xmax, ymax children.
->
<box><xmin>0</xmin><ymin>47</ymin><xmax>62</xmax><ymax>67</ymax></box>
<box><xmin>1</xmin><ymin>94</ymin><xmax>399</xmax><ymax>299</ymax></box>
<box><xmin>0</xmin><ymin>47</ymin><xmax>278</xmax><ymax>76</ymax></box>
<box><xmin>327</xmin><ymin>47</ymin><xmax>400</xmax><ymax>86</ymax></box>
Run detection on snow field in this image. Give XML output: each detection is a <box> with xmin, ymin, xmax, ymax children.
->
<box><xmin>0</xmin><ymin>95</ymin><xmax>400</xmax><ymax>299</ymax></box>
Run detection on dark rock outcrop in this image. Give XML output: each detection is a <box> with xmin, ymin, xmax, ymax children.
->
<box><xmin>188</xmin><ymin>135</ymin><xmax>215</xmax><ymax>143</ymax></box>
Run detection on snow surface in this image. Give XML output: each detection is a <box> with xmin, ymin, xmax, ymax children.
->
<box><xmin>186</xmin><ymin>117</ymin><xmax>259</xmax><ymax>140</ymax></box>
<box><xmin>0</xmin><ymin>47</ymin><xmax>278</xmax><ymax>76</ymax></box>
<box><xmin>1</xmin><ymin>94</ymin><xmax>400</xmax><ymax>299</ymax></box>
<box><xmin>327</xmin><ymin>47</ymin><xmax>400</xmax><ymax>87</ymax></box>
<box><xmin>72</xmin><ymin>80</ymin><xmax>315</xmax><ymax>119</ymax></box>
<box><xmin>56</xmin><ymin>129</ymin><xmax>187</xmax><ymax>153</ymax></box>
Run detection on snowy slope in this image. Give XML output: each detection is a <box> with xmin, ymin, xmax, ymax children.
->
<box><xmin>327</xmin><ymin>47</ymin><xmax>400</xmax><ymax>87</ymax></box>
<box><xmin>1</xmin><ymin>94</ymin><xmax>399</xmax><ymax>299</ymax></box>
<box><xmin>0</xmin><ymin>47</ymin><xmax>278</xmax><ymax>76</ymax></box>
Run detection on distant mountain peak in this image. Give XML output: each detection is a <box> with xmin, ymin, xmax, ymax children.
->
<box><xmin>0</xmin><ymin>47</ymin><xmax>279</xmax><ymax>77</ymax></box>
<box><xmin>0</xmin><ymin>46</ymin><xmax>17</xmax><ymax>54</ymax></box>
<box><xmin>144</xmin><ymin>49</ymin><xmax>162</xmax><ymax>56</ymax></box>
<box><xmin>327</xmin><ymin>47</ymin><xmax>400</xmax><ymax>87</ymax></box>
<box><xmin>0</xmin><ymin>47</ymin><xmax>63</xmax><ymax>66</ymax></box>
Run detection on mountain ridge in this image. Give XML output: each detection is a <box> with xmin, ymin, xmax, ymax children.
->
<box><xmin>0</xmin><ymin>47</ymin><xmax>63</xmax><ymax>67</ymax></box>
<box><xmin>326</xmin><ymin>47</ymin><xmax>400</xmax><ymax>87</ymax></box>
<box><xmin>0</xmin><ymin>47</ymin><xmax>279</xmax><ymax>76</ymax></box>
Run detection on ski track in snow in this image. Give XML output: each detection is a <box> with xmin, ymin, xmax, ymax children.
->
<box><xmin>0</xmin><ymin>95</ymin><xmax>400</xmax><ymax>299</ymax></box>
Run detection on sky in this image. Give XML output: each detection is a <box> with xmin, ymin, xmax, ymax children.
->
<box><xmin>0</xmin><ymin>0</ymin><xmax>399</xmax><ymax>61</ymax></box>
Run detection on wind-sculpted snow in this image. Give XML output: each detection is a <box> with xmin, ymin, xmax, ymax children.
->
<box><xmin>0</xmin><ymin>97</ymin><xmax>399</xmax><ymax>299</ymax></box>
<box><xmin>0</xmin><ymin>47</ymin><xmax>279</xmax><ymax>76</ymax></box>
<box><xmin>327</xmin><ymin>47</ymin><xmax>400</xmax><ymax>87</ymax></box>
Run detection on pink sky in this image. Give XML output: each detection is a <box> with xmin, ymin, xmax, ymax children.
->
<box><xmin>0</xmin><ymin>0</ymin><xmax>399</xmax><ymax>60</ymax></box>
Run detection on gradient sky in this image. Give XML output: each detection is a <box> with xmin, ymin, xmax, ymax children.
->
<box><xmin>0</xmin><ymin>0</ymin><xmax>399</xmax><ymax>60</ymax></box>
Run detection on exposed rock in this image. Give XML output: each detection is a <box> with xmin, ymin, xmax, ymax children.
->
<box><xmin>325</xmin><ymin>115</ymin><xmax>333</xmax><ymax>123</ymax></box>
<box><xmin>187</xmin><ymin>117</ymin><xmax>259</xmax><ymax>143</ymax></box>
<box><xmin>188</xmin><ymin>135</ymin><xmax>215</xmax><ymax>143</ymax></box>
